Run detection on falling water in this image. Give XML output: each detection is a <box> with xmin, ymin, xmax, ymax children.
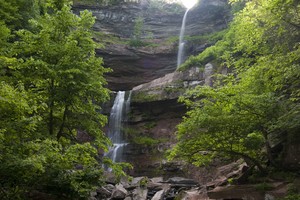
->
<box><xmin>105</xmin><ymin>91</ymin><xmax>131</xmax><ymax>164</ymax></box>
<box><xmin>177</xmin><ymin>9</ymin><xmax>190</xmax><ymax>69</ymax></box>
<box><xmin>125</xmin><ymin>90</ymin><xmax>132</xmax><ymax>120</ymax></box>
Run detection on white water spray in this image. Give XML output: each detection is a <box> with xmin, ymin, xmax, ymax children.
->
<box><xmin>177</xmin><ymin>8</ymin><xmax>190</xmax><ymax>69</ymax></box>
<box><xmin>177</xmin><ymin>0</ymin><xmax>198</xmax><ymax>69</ymax></box>
<box><xmin>105</xmin><ymin>91</ymin><xmax>131</xmax><ymax>164</ymax></box>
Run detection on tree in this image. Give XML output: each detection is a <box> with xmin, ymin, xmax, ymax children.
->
<box><xmin>0</xmin><ymin>0</ymin><xmax>44</xmax><ymax>29</ymax></box>
<box><xmin>0</xmin><ymin>0</ymin><xmax>129</xmax><ymax>198</ymax></box>
<box><xmin>13</xmin><ymin>1</ymin><xmax>110</xmax><ymax>145</ymax></box>
<box><xmin>171</xmin><ymin>0</ymin><xmax>300</xmax><ymax>172</ymax></box>
<box><xmin>169</xmin><ymin>84</ymin><xmax>277</xmax><ymax>172</ymax></box>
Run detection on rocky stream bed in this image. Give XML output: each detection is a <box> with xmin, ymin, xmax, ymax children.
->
<box><xmin>90</xmin><ymin>160</ymin><xmax>293</xmax><ymax>200</ymax></box>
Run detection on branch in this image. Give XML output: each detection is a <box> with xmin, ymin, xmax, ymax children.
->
<box><xmin>183</xmin><ymin>147</ymin><xmax>267</xmax><ymax>174</ymax></box>
<box><xmin>57</xmin><ymin>105</ymin><xmax>68</xmax><ymax>140</ymax></box>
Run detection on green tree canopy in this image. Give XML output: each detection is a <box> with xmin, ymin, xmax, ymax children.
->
<box><xmin>0</xmin><ymin>1</ymin><xmax>129</xmax><ymax>199</ymax></box>
<box><xmin>171</xmin><ymin>0</ymin><xmax>300</xmax><ymax>172</ymax></box>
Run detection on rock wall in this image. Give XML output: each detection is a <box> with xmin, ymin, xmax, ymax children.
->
<box><xmin>120</xmin><ymin>66</ymin><xmax>216</xmax><ymax>177</ymax></box>
<box><xmin>124</xmin><ymin>98</ymin><xmax>186</xmax><ymax>177</ymax></box>
<box><xmin>73</xmin><ymin>0</ymin><xmax>230</xmax><ymax>90</ymax></box>
<box><xmin>73</xmin><ymin>0</ymin><xmax>239</xmax><ymax>180</ymax></box>
<box><xmin>74</xmin><ymin>0</ymin><xmax>229</xmax><ymax>38</ymax></box>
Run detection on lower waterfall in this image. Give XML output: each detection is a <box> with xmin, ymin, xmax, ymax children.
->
<box><xmin>105</xmin><ymin>91</ymin><xmax>131</xmax><ymax>164</ymax></box>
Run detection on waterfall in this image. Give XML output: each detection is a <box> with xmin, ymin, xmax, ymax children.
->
<box><xmin>105</xmin><ymin>91</ymin><xmax>131</xmax><ymax>164</ymax></box>
<box><xmin>125</xmin><ymin>90</ymin><xmax>132</xmax><ymax>120</ymax></box>
<box><xmin>177</xmin><ymin>9</ymin><xmax>190</xmax><ymax>69</ymax></box>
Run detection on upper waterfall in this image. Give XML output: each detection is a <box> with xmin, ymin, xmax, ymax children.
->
<box><xmin>177</xmin><ymin>9</ymin><xmax>190</xmax><ymax>69</ymax></box>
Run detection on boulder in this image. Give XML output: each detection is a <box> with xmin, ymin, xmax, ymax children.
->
<box><xmin>132</xmin><ymin>187</ymin><xmax>148</xmax><ymax>200</ymax></box>
<box><xmin>283</xmin><ymin>141</ymin><xmax>300</xmax><ymax>170</ymax></box>
<box><xmin>131</xmin><ymin>176</ymin><xmax>148</xmax><ymax>187</ymax></box>
<box><xmin>265</xmin><ymin>182</ymin><xmax>289</xmax><ymax>199</ymax></box>
<box><xmin>96</xmin><ymin>185</ymin><xmax>113</xmax><ymax>198</ymax></box>
<box><xmin>204</xmin><ymin>63</ymin><xmax>214</xmax><ymax>86</ymax></box>
<box><xmin>207</xmin><ymin>185</ymin><xmax>265</xmax><ymax>200</ymax></box>
<box><xmin>206</xmin><ymin>159</ymin><xmax>249</xmax><ymax>190</ymax></box>
<box><xmin>148</xmin><ymin>182</ymin><xmax>171</xmax><ymax>192</ymax></box>
<box><xmin>149</xmin><ymin>177</ymin><xmax>164</xmax><ymax>183</ymax></box>
<box><xmin>104</xmin><ymin>171</ymin><xmax>117</xmax><ymax>184</ymax></box>
<box><xmin>206</xmin><ymin>176</ymin><xmax>228</xmax><ymax>190</ymax></box>
<box><xmin>176</xmin><ymin>188</ymin><xmax>208</xmax><ymax>200</ymax></box>
<box><xmin>208</xmin><ymin>182</ymin><xmax>290</xmax><ymax>200</ymax></box>
<box><xmin>165</xmin><ymin>177</ymin><xmax>199</xmax><ymax>186</ymax></box>
<box><xmin>147</xmin><ymin>182</ymin><xmax>165</xmax><ymax>191</ymax></box>
<box><xmin>131</xmin><ymin>67</ymin><xmax>204</xmax><ymax>103</ymax></box>
<box><xmin>111</xmin><ymin>184</ymin><xmax>128</xmax><ymax>199</ymax></box>
<box><xmin>151</xmin><ymin>190</ymin><xmax>165</xmax><ymax>200</ymax></box>
<box><xmin>150</xmin><ymin>184</ymin><xmax>172</xmax><ymax>200</ymax></box>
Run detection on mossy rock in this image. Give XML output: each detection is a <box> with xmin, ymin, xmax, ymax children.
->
<box><xmin>131</xmin><ymin>91</ymin><xmax>161</xmax><ymax>103</ymax></box>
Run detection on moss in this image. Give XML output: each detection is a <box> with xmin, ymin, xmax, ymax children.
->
<box><xmin>73</xmin><ymin>0</ymin><xmax>128</xmax><ymax>6</ymax></box>
<box><xmin>279</xmin><ymin>194</ymin><xmax>300</xmax><ymax>200</ymax></box>
<box><xmin>277</xmin><ymin>182</ymin><xmax>300</xmax><ymax>200</ymax></box>
<box><xmin>177</xmin><ymin>29</ymin><xmax>230</xmax><ymax>71</ymax></box>
<box><xmin>165</xmin><ymin>35</ymin><xmax>179</xmax><ymax>44</ymax></box>
<box><xmin>254</xmin><ymin>182</ymin><xmax>273</xmax><ymax>192</ymax></box>
<box><xmin>287</xmin><ymin>183</ymin><xmax>299</xmax><ymax>194</ymax></box>
<box><xmin>185</xmin><ymin>29</ymin><xmax>228</xmax><ymax>44</ymax></box>
<box><xmin>128</xmin><ymin>39</ymin><xmax>161</xmax><ymax>48</ymax></box>
<box><xmin>123</xmin><ymin>127</ymin><xmax>139</xmax><ymax>136</ymax></box>
<box><xmin>93</xmin><ymin>31</ymin><xmax>128</xmax><ymax>45</ymax></box>
<box><xmin>178</xmin><ymin>45</ymin><xmax>218</xmax><ymax>70</ymax></box>
<box><xmin>132</xmin><ymin>92</ymin><xmax>161</xmax><ymax>103</ymax></box>
<box><xmin>144</xmin><ymin>122</ymin><xmax>156</xmax><ymax>130</ymax></box>
<box><xmin>139</xmin><ymin>177</ymin><xmax>148</xmax><ymax>187</ymax></box>
<box><xmin>174</xmin><ymin>192</ymin><xmax>186</xmax><ymax>200</ymax></box>
<box><xmin>132</xmin><ymin>136</ymin><xmax>160</xmax><ymax>146</ymax></box>
<box><xmin>131</xmin><ymin>136</ymin><xmax>169</xmax><ymax>146</ymax></box>
<box><xmin>163</xmin><ymin>86</ymin><xmax>185</xmax><ymax>95</ymax></box>
<box><xmin>269</xmin><ymin>170</ymin><xmax>297</xmax><ymax>182</ymax></box>
<box><xmin>145</xmin><ymin>42</ymin><xmax>160</xmax><ymax>48</ymax></box>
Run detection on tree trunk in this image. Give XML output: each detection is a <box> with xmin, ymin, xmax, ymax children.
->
<box><xmin>57</xmin><ymin>105</ymin><xmax>68</xmax><ymax>140</ymax></box>
<box><xmin>262</xmin><ymin>128</ymin><xmax>277</xmax><ymax>167</ymax></box>
<box><xmin>226</xmin><ymin>150</ymin><xmax>267</xmax><ymax>175</ymax></box>
<box><xmin>48</xmin><ymin>79</ymin><xmax>54</xmax><ymax>135</ymax></box>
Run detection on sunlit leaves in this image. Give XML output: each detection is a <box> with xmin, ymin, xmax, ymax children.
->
<box><xmin>0</xmin><ymin>1</ymin><xmax>117</xmax><ymax>198</ymax></box>
<box><xmin>172</xmin><ymin>0</ymin><xmax>300</xmax><ymax>170</ymax></box>
<box><xmin>13</xmin><ymin>2</ymin><xmax>110</xmax><ymax>143</ymax></box>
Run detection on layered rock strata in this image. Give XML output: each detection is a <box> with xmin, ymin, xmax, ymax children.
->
<box><xmin>73</xmin><ymin>0</ymin><xmax>230</xmax><ymax>90</ymax></box>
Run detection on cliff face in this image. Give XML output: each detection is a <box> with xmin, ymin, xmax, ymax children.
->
<box><xmin>74</xmin><ymin>0</ymin><xmax>228</xmax><ymax>38</ymax></box>
<box><xmin>74</xmin><ymin>0</ymin><xmax>230</xmax><ymax>177</ymax></box>
<box><xmin>122</xmin><ymin>64</ymin><xmax>215</xmax><ymax>177</ymax></box>
<box><xmin>75</xmin><ymin>1</ymin><xmax>300</xmax><ymax>180</ymax></box>
<box><xmin>73</xmin><ymin>0</ymin><xmax>230</xmax><ymax>90</ymax></box>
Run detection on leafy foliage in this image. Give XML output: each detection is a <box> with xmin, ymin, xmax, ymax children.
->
<box><xmin>129</xmin><ymin>16</ymin><xmax>147</xmax><ymax>47</ymax></box>
<box><xmin>73</xmin><ymin>0</ymin><xmax>124</xmax><ymax>6</ymax></box>
<box><xmin>146</xmin><ymin>0</ymin><xmax>184</xmax><ymax>14</ymax></box>
<box><xmin>0</xmin><ymin>0</ymin><xmax>126</xmax><ymax>199</ymax></box>
<box><xmin>171</xmin><ymin>0</ymin><xmax>300</xmax><ymax>172</ymax></box>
